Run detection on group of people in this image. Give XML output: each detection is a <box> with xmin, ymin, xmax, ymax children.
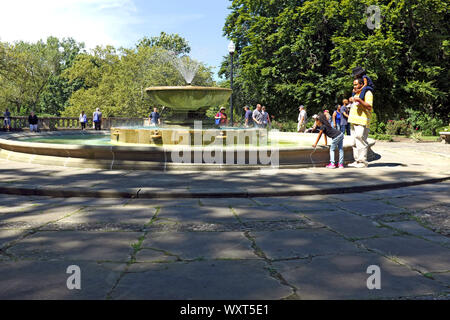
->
<box><xmin>306</xmin><ymin>67</ymin><xmax>374</xmax><ymax>169</ymax></box>
<box><xmin>78</xmin><ymin>108</ymin><xmax>103</xmax><ymax>130</ymax></box>
<box><xmin>2</xmin><ymin>109</ymin><xmax>39</xmax><ymax>133</ymax></box>
<box><xmin>215</xmin><ymin>104</ymin><xmax>271</xmax><ymax>128</ymax></box>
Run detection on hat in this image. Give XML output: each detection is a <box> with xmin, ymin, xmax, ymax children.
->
<box><xmin>220</xmin><ymin>107</ymin><xmax>226</xmax><ymax>110</ymax></box>
<box><xmin>312</xmin><ymin>114</ymin><xmax>318</xmax><ymax>119</ymax></box>
<box><xmin>324</xmin><ymin>110</ymin><xmax>329</xmax><ymax>113</ymax></box>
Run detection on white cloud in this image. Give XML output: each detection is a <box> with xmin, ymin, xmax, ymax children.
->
<box><xmin>0</xmin><ymin>0</ymin><xmax>141</xmax><ymax>48</ymax></box>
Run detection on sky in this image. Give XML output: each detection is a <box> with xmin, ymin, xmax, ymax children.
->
<box><xmin>0</xmin><ymin>0</ymin><xmax>232</xmax><ymax>79</ymax></box>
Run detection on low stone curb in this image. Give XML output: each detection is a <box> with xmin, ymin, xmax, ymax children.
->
<box><xmin>0</xmin><ymin>176</ymin><xmax>448</xmax><ymax>199</ymax></box>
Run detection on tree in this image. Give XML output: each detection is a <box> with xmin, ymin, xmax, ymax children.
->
<box><xmin>61</xmin><ymin>43</ymin><xmax>214</xmax><ymax>118</ymax></box>
<box><xmin>0</xmin><ymin>37</ymin><xmax>85</xmax><ymax>115</ymax></box>
<box><xmin>221</xmin><ymin>0</ymin><xmax>449</xmax><ymax>122</ymax></box>
<box><xmin>137</xmin><ymin>32</ymin><xmax>191</xmax><ymax>55</ymax></box>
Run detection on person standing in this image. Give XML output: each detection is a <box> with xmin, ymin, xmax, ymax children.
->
<box><xmin>332</xmin><ymin>105</ymin><xmax>342</xmax><ymax>131</ymax></box>
<box><xmin>297</xmin><ymin>105</ymin><xmax>307</xmax><ymax>132</ymax></box>
<box><xmin>252</xmin><ymin>104</ymin><xmax>264</xmax><ymax>128</ymax></box>
<box><xmin>3</xmin><ymin>108</ymin><xmax>11</xmax><ymax>132</ymax></box>
<box><xmin>243</xmin><ymin>106</ymin><xmax>254</xmax><ymax>127</ymax></box>
<box><xmin>340</xmin><ymin>99</ymin><xmax>350</xmax><ymax>135</ymax></box>
<box><xmin>324</xmin><ymin>109</ymin><xmax>333</xmax><ymax>126</ymax></box>
<box><xmin>149</xmin><ymin>107</ymin><xmax>161</xmax><ymax>126</ymax></box>
<box><xmin>348</xmin><ymin>78</ymin><xmax>373</xmax><ymax>168</ymax></box>
<box><xmin>28</xmin><ymin>111</ymin><xmax>38</xmax><ymax>133</ymax></box>
<box><xmin>261</xmin><ymin>106</ymin><xmax>271</xmax><ymax>128</ymax></box>
<box><xmin>215</xmin><ymin>107</ymin><xmax>228</xmax><ymax>126</ymax></box>
<box><xmin>93</xmin><ymin>108</ymin><xmax>102</xmax><ymax>131</ymax></box>
<box><xmin>79</xmin><ymin>111</ymin><xmax>87</xmax><ymax>130</ymax></box>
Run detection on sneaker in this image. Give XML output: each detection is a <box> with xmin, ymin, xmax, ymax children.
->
<box><xmin>347</xmin><ymin>161</ymin><xmax>359</xmax><ymax>167</ymax></box>
<box><xmin>338</xmin><ymin>164</ymin><xmax>344</xmax><ymax>169</ymax></box>
<box><xmin>354</xmin><ymin>162</ymin><xmax>368</xmax><ymax>168</ymax></box>
<box><xmin>326</xmin><ymin>163</ymin><xmax>336</xmax><ymax>169</ymax></box>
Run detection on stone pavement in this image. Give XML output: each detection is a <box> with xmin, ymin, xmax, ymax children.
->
<box><xmin>0</xmin><ymin>141</ymin><xmax>448</xmax><ymax>198</ymax></box>
<box><xmin>0</xmin><ymin>141</ymin><xmax>449</xmax><ymax>299</ymax></box>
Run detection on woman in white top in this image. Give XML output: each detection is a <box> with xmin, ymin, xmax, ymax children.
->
<box><xmin>79</xmin><ymin>111</ymin><xmax>87</xmax><ymax>130</ymax></box>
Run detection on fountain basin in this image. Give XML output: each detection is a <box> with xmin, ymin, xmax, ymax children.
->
<box><xmin>145</xmin><ymin>86</ymin><xmax>232</xmax><ymax>110</ymax></box>
<box><xmin>0</xmin><ymin>131</ymin><xmax>376</xmax><ymax>171</ymax></box>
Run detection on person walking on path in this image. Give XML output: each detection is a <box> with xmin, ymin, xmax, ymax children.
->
<box><xmin>312</xmin><ymin>112</ymin><xmax>345</xmax><ymax>169</ymax></box>
<box><xmin>79</xmin><ymin>111</ymin><xmax>87</xmax><ymax>130</ymax></box>
<box><xmin>340</xmin><ymin>99</ymin><xmax>350</xmax><ymax>135</ymax></box>
<box><xmin>252</xmin><ymin>104</ymin><xmax>264</xmax><ymax>128</ymax></box>
<box><xmin>297</xmin><ymin>105</ymin><xmax>307</xmax><ymax>132</ymax></box>
<box><xmin>93</xmin><ymin>108</ymin><xmax>102</xmax><ymax>131</ymax></box>
<box><xmin>348</xmin><ymin>78</ymin><xmax>373</xmax><ymax>168</ymax></box>
<box><xmin>28</xmin><ymin>111</ymin><xmax>38</xmax><ymax>133</ymax></box>
<box><xmin>243</xmin><ymin>106</ymin><xmax>253</xmax><ymax>127</ymax></box>
<box><xmin>3</xmin><ymin>108</ymin><xmax>11</xmax><ymax>132</ymax></box>
<box><xmin>149</xmin><ymin>107</ymin><xmax>161</xmax><ymax>126</ymax></box>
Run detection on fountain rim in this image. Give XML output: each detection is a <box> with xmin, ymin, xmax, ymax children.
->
<box><xmin>145</xmin><ymin>86</ymin><xmax>232</xmax><ymax>92</ymax></box>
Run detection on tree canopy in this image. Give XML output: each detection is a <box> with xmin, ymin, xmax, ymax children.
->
<box><xmin>0</xmin><ymin>33</ymin><xmax>214</xmax><ymax>118</ymax></box>
<box><xmin>220</xmin><ymin>0</ymin><xmax>449</xmax><ymax>122</ymax></box>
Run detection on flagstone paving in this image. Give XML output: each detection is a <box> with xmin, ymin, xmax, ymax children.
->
<box><xmin>0</xmin><ymin>141</ymin><xmax>449</xmax><ymax>299</ymax></box>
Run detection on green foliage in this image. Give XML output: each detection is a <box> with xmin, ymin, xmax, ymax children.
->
<box><xmin>385</xmin><ymin>119</ymin><xmax>411</xmax><ymax>136</ymax></box>
<box><xmin>271</xmin><ymin>120</ymin><xmax>298</xmax><ymax>132</ymax></box>
<box><xmin>137</xmin><ymin>32</ymin><xmax>191</xmax><ymax>55</ymax></box>
<box><xmin>404</xmin><ymin>108</ymin><xmax>444</xmax><ymax>136</ymax></box>
<box><xmin>0</xmin><ymin>37</ymin><xmax>85</xmax><ymax>116</ymax></box>
<box><xmin>221</xmin><ymin>0</ymin><xmax>449</xmax><ymax>123</ymax></box>
<box><xmin>61</xmin><ymin>36</ymin><xmax>214</xmax><ymax>118</ymax></box>
<box><xmin>369</xmin><ymin>133</ymin><xmax>393</xmax><ymax>141</ymax></box>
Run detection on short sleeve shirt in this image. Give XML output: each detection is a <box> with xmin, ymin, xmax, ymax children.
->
<box><xmin>320</xmin><ymin>124</ymin><xmax>341</xmax><ymax>139</ymax></box>
<box><xmin>348</xmin><ymin>91</ymin><xmax>373</xmax><ymax>126</ymax></box>
<box><xmin>298</xmin><ymin>110</ymin><xmax>307</xmax><ymax>123</ymax></box>
<box><xmin>252</xmin><ymin>109</ymin><xmax>263</xmax><ymax>123</ymax></box>
<box><xmin>150</xmin><ymin>112</ymin><xmax>160</xmax><ymax>124</ymax></box>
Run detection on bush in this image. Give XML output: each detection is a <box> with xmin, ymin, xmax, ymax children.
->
<box><xmin>271</xmin><ymin>120</ymin><xmax>298</xmax><ymax>132</ymax></box>
<box><xmin>370</xmin><ymin>133</ymin><xmax>393</xmax><ymax>141</ymax></box>
<box><xmin>386</xmin><ymin>119</ymin><xmax>411</xmax><ymax>136</ymax></box>
<box><xmin>405</xmin><ymin>108</ymin><xmax>444</xmax><ymax>136</ymax></box>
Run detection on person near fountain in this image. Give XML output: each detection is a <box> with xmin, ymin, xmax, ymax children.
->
<box><xmin>243</xmin><ymin>106</ymin><xmax>253</xmax><ymax>127</ymax></box>
<box><xmin>305</xmin><ymin>114</ymin><xmax>320</xmax><ymax>133</ymax></box>
<box><xmin>297</xmin><ymin>105</ymin><xmax>307</xmax><ymax>132</ymax></box>
<box><xmin>28</xmin><ymin>111</ymin><xmax>38</xmax><ymax>133</ymax></box>
<box><xmin>149</xmin><ymin>107</ymin><xmax>161</xmax><ymax>126</ymax></box>
<box><xmin>79</xmin><ymin>111</ymin><xmax>87</xmax><ymax>130</ymax></box>
<box><xmin>332</xmin><ymin>105</ymin><xmax>342</xmax><ymax>131</ymax></box>
<box><xmin>215</xmin><ymin>107</ymin><xmax>228</xmax><ymax>126</ymax></box>
<box><xmin>262</xmin><ymin>106</ymin><xmax>271</xmax><ymax>128</ymax></box>
<box><xmin>348</xmin><ymin>78</ymin><xmax>373</xmax><ymax>168</ymax></box>
<box><xmin>312</xmin><ymin>113</ymin><xmax>345</xmax><ymax>169</ymax></box>
<box><xmin>340</xmin><ymin>99</ymin><xmax>350</xmax><ymax>135</ymax></box>
<box><xmin>3</xmin><ymin>108</ymin><xmax>11</xmax><ymax>132</ymax></box>
<box><xmin>324</xmin><ymin>109</ymin><xmax>333</xmax><ymax>126</ymax></box>
<box><xmin>93</xmin><ymin>108</ymin><xmax>102</xmax><ymax>130</ymax></box>
<box><xmin>252</xmin><ymin>104</ymin><xmax>264</xmax><ymax>128</ymax></box>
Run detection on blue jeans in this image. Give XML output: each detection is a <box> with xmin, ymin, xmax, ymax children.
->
<box><xmin>340</xmin><ymin>124</ymin><xmax>348</xmax><ymax>135</ymax></box>
<box><xmin>330</xmin><ymin>133</ymin><xmax>344</xmax><ymax>165</ymax></box>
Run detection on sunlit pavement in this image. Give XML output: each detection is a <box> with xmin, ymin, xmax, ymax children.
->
<box><xmin>0</xmin><ymin>141</ymin><xmax>449</xmax><ymax>299</ymax></box>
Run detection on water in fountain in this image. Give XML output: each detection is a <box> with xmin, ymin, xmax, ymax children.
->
<box><xmin>165</xmin><ymin>52</ymin><xmax>200</xmax><ymax>85</ymax></box>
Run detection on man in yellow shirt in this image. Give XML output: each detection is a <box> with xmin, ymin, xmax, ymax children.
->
<box><xmin>348</xmin><ymin>78</ymin><xmax>373</xmax><ymax>168</ymax></box>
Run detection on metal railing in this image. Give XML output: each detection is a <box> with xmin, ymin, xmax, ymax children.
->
<box><xmin>1</xmin><ymin>116</ymin><xmax>146</xmax><ymax>131</ymax></box>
